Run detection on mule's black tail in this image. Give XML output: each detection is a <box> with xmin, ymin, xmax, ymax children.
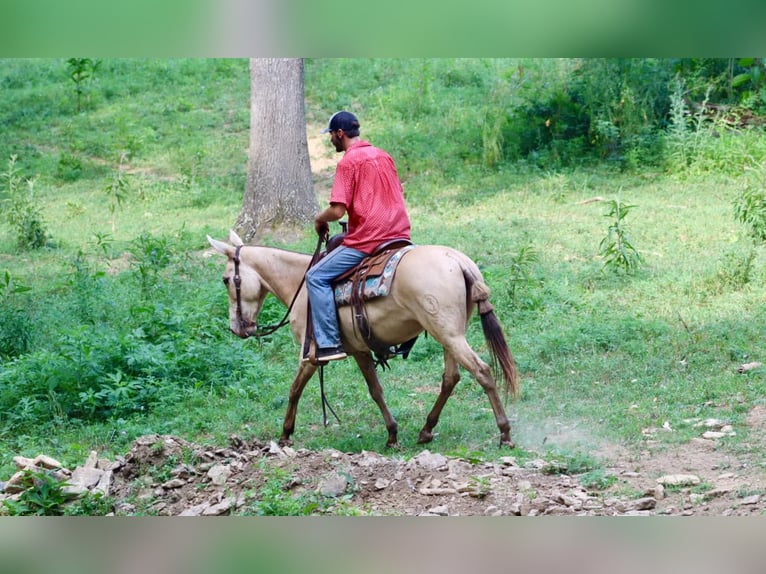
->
<box><xmin>463</xmin><ymin>270</ymin><xmax>520</xmax><ymax>400</ymax></box>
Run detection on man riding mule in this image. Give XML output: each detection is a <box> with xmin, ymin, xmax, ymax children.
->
<box><xmin>307</xmin><ymin>111</ymin><xmax>412</xmax><ymax>363</ymax></box>
<box><xmin>207</xmin><ymin>228</ymin><xmax>520</xmax><ymax>448</ymax></box>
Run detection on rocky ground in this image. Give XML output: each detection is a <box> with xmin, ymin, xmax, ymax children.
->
<box><xmin>3</xmin><ymin>405</ymin><xmax>765</xmax><ymax>516</ymax></box>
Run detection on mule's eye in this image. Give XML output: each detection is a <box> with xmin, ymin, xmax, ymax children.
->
<box><xmin>222</xmin><ymin>277</ymin><xmax>230</xmax><ymax>286</ymax></box>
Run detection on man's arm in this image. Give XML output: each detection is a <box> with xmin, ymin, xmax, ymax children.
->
<box><xmin>314</xmin><ymin>202</ymin><xmax>347</xmax><ymax>238</ymax></box>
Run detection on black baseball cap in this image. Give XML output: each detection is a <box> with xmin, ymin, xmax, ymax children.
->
<box><xmin>321</xmin><ymin>110</ymin><xmax>360</xmax><ymax>133</ymax></box>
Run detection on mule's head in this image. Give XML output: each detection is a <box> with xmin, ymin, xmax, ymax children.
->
<box><xmin>207</xmin><ymin>230</ymin><xmax>267</xmax><ymax>339</ymax></box>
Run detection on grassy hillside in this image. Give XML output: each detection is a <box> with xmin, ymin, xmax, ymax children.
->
<box><xmin>0</xmin><ymin>59</ymin><xmax>764</xmax><ymax>499</ymax></box>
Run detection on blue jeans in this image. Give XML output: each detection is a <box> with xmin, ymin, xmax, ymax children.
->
<box><xmin>305</xmin><ymin>245</ymin><xmax>367</xmax><ymax>349</ymax></box>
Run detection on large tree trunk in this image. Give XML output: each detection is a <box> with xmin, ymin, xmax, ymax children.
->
<box><xmin>235</xmin><ymin>58</ymin><xmax>318</xmax><ymax>241</ymax></box>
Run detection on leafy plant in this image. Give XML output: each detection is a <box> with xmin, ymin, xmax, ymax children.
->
<box><xmin>580</xmin><ymin>469</ymin><xmax>617</xmax><ymax>490</ymax></box>
<box><xmin>0</xmin><ymin>155</ymin><xmax>50</xmax><ymax>250</ymax></box>
<box><xmin>542</xmin><ymin>449</ymin><xmax>600</xmax><ymax>475</ymax></box>
<box><xmin>598</xmin><ymin>191</ymin><xmax>644</xmax><ymax>274</ymax></box>
<box><xmin>104</xmin><ymin>153</ymin><xmax>130</xmax><ymax>232</ymax></box>
<box><xmin>0</xmin><ymin>270</ymin><xmax>33</xmax><ymax>358</ymax></box>
<box><xmin>128</xmin><ymin>233</ymin><xmax>173</xmax><ymax>297</ymax></box>
<box><xmin>707</xmin><ymin>247</ymin><xmax>757</xmax><ymax>293</ymax></box>
<box><xmin>506</xmin><ymin>244</ymin><xmax>540</xmax><ymax>306</ymax></box>
<box><xmin>734</xmin><ymin>161</ymin><xmax>766</xmax><ymax>243</ymax></box>
<box><xmin>247</xmin><ymin>467</ymin><xmax>322</xmax><ymax>516</ymax></box>
<box><xmin>66</xmin><ymin>57</ymin><xmax>101</xmax><ymax>112</ymax></box>
<box><xmin>64</xmin><ymin>491</ymin><xmax>114</xmax><ymax>516</ymax></box>
<box><xmin>2</xmin><ymin>469</ymin><xmax>70</xmax><ymax>516</ymax></box>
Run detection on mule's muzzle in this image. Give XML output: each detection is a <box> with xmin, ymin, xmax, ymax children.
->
<box><xmin>231</xmin><ymin>321</ymin><xmax>257</xmax><ymax>339</ymax></box>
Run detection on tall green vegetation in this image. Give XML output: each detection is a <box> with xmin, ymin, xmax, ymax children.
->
<box><xmin>0</xmin><ymin>58</ymin><xmax>764</xmax><ymax>489</ymax></box>
<box><xmin>0</xmin><ymin>155</ymin><xmax>49</xmax><ymax>250</ymax></box>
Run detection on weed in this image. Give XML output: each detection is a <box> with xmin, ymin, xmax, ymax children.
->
<box><xmin>104</xmin><ymin>153</ymin><xmax>130</xmax><ymax>232</ymax></box>
<box><xmin>734</xmin><ymin>161</ymin><xmax>766</xmax><ymax>243</ymax></box>
<box><xmin>506</xmin><ymin>244</ymin><xmax>540</xmax><ymax>306</ymax></box>
<box><xmin>598</xmin><ymin>190</ymin><xmax>644</xmax><ymax>274</ymax></box>
<box><xmin>0</xmin><ymin>155</ymin><xmax>50</xmax><ymax>250</ymax></box>
<box><xmin>579</xmin><ymin>469</ymin><xmax>617</xmax><ymax>490</ymax></box>
<box><xmin>64</xmin><ymin>491</ymin><xmax>114</xmax><ymax>516</ymax></box>
<box><xmin>0</xmin><ymin>270</ymin><xmax>33</xmax><ymax>358</ymax></box>
<box><xmin>56</xmin><ymin>153</ymin><xmax>84</xmax><ymax>182</ymax></box>
<box><xmin>128</xmin><ymin>233</ymin><xmax>173</xmax><ymax>297</ymax></box>
<box><xmin>469</xmin><ymin>475</ymin><xmax>492</xmax><ymax>499</ymax></box>
<box><xmin>2</xmin><ymin>469</ymin><xmax>70</xmax><ymax>516</ymax></box>
<box><xmin>706</xmin><ymin>247</ymin><xmax>757</xmax><ymax>293</ymax></box>
<box><xmin>246</xmin><ymin>467</ymin><xmax>322</xmax><ymax>516</ymax></box>
<box><xmin>542</xmin><ymin>448</ymin><xmax>600</xmax><ymax>475</ymax></box>
<box><xmin>66</xmin><ymin>58</ymin><xmax>101</xmax><ymax>113</ymax></box>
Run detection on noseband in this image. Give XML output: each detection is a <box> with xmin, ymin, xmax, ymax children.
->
<box><xmin>232</xmin><ymin>245</ymin><xmax>257</xmax><ymax>336</ymax></box>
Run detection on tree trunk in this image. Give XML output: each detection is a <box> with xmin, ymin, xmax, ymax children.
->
<box><xmin>235</xmin><ymin>58</ymin><xmax>318</xmax><ymax>241</ymax></box>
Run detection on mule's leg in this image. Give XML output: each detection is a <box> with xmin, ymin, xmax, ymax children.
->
<box><xmin>444</xmin><ymin>338</ymin><xmax>514</xmax><ymax>447</ymax></box>
<box><xmin>280</xmin><ymin>362</ymin><xmax>317</xmax><ymax>446</ymax></box>
<box><xmin>353</xmin><ymin>352</ymin><xmax>399</xmax><ymax>447</ymax></box>
<box><xmin>418</xmin><ymin>352</ymin><xmax>461</xmax><ymax>444</ymax></box>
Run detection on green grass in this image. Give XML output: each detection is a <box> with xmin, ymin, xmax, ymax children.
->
<box><xmin>1</xmin><ymin>58</ymin><xmax>765</xmax><ymax>486</ymax></box>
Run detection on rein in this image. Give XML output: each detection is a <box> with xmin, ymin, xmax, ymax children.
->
<box><xmin>231</xmin><ymin>235</ymin><xmax>341</xmax><ymax>428</ymax></box>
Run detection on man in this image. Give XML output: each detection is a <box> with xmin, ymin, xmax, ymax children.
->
<box><xmin>306</xmin><ymin>111</ymin><xmax>412</xmax><ymax>362</ymax></box>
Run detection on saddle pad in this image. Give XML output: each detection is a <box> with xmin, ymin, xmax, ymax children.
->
<box><xmin>333</xmin><ymin>245</ymin><xmax>416</xmax><ymax>306</ymax></box>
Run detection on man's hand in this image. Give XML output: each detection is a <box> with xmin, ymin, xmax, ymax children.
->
<box><xmin>315</xmin><ymin>219</ymin><xmax>330</xmax><ymax>241</ymax></box>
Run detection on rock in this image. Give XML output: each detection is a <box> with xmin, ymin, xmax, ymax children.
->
<box><xmin>410</xmin><ymin>450</ymin><xmax>448</xmax><ymax>471</ymax></box>
<box><xmin>695</xmin><ymin>418</ymin><xmax>728</xmax><ymax>429</ymax></box>
<box><xmin>206</xmin><ymin>464</ymin><xmax>232</xmax><ymax>486</ymax></box>
<box><xmin>94</xmin><ymin>470</ymin><xmax>113</xmax><ymax>496</ymax></box>
<box><xmin>616</xmin><ymin>497</ymin><xmax>656</xmax><ymax>512</ymax></box>
<box><xmin>428</xmin><ymin>504</ymin><xmax>449</xmax><ymax>516</ymax></box>
<box><xmin>202</xmin><ymin>497</ymin><xmax>233</xmax><ymax>516</ymax></box>
<box><xmin>374</xmin><ymin>478</ymin><xmax>390</xmax><ymax>490</ymax></box>
<box><xmin>657</xmin><ymin>474</ymin><xmax>701</xmax><ymax>487</ymax></box>
<box><xmin>69</xmin><ymin>466</ymin><xmax>104</xmax><ymax>490</ymax></box>
<box><xmin>740</xmin><ymin>495</ymin><xmax>761</xmax><ymax>506</ymax></box>
<box><xmin>316</xmin><ymin>472</ymin><xmax>348</xmax><ymax>497</ymax></box>
<box><xmin>161</xmin><ymin>478</ymin><xmax>187</xmax><ymax>490</ymax></box>
<box><xmin>419</xmin><ymin>487</ymin><xmax>457</xmax><ymax>496</ymax></box>
<box><xmin>13</xmin><ymin>456</ymin><xmax>37</xmax><ymax>469</ymax></box>
<box><xmin>83</xmin><ymin>451</ymin><xmax>99</xmax><ymax>469</ymax></box>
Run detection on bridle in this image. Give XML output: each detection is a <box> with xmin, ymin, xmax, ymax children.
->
<box><xmin>230</xmin><ymin>237</ymin><xmax>325</xmax><ymax>338</ymax></box>
<box><xmin>230</xmin><ymin>235</ymin><xmax>340</xmax><ymax>427</ymax></box>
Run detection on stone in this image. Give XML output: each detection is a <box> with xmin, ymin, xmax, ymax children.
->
<box><xmin>202</xmin><ymin>497</ymin><xmax>233</xmax><ymax>516</ymax></box>
<box><xmin>69</xmin><ymin>466</ymin><xmax>104</xmax><ymax>490</ymax></box>
<box><xmin>206</xmin><ymin>464</ymin><xmax>232</xmax><ymax>486</ymax></box>
<box><xmin>428</xmin><ymin>504</ymin><xmax>450</xmax><ymax>516</ymax></box>
<box><xmin>94</xmin><ymin>470</ymin><xmax>113</xmax><ymax>496</ymax></box>
<box><xmin>316</xmin><ymin>472</ymin><xmax>348</xmax><ymax>497</ymax></box>
<box><xmin>657</xmin><ymin>474</ymin><xmax>701</xmax><ymax>487</ymax></box>
<box><xmin>410</xmin><ymin>450</ymin><xmax>448</xmax><ymax>471</ymax></box>
<box><xmin>161</xmin><ymin>478</ymin><xmax>187</xmax><ymax>490</ymax></box>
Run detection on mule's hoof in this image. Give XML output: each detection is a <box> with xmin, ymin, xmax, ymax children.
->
<box><xmin>499</xmin><ymin>438</ymin><xmax>515</xmax><ymax>449</ymax></box>
<box><xmin>417</xmin><ymin>431</ymin><xmax>434</xmax><ymax>444</ymax></box>
<box><xmin>385</xmin><ymin>441</ymin><xmax>401</xmax><ymax>450</ymax></box>
<box><xmin>278</xmin><ymin>436</ymin><xmax>293</xmax><ymax>447</ymax></box>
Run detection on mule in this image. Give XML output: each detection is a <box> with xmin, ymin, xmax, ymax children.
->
<box><xmin>207</xmin><ymin>230</ymin><xmax>519</xmax><ymax>448</ymax></box>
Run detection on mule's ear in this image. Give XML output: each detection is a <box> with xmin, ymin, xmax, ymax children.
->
<box><xmin>207</xmin><ymin>235</ymin><xmax>234</xmax><ymax>257</ymax></box>
<box><xmin>229</xmin><ymin>229</ymin><xmax>245</xmax><ymax>247</ymax></box>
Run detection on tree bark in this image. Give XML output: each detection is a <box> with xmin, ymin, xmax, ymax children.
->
<box><xmin>235</xmin><ymin>58</ymin><xmax>318</xmax><ymax>241</ymax></box>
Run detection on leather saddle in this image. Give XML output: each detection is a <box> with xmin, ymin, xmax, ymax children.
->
<box><xmin>306</xmin><ymin>231</ymin><xmax>419</xmax><ymax>367</ymax></box>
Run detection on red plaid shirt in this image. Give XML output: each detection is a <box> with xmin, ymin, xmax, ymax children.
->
<box><xmin>330</xmin><ymin>140</ymin><xmax>411</xmax><ymax>254</ymax></box>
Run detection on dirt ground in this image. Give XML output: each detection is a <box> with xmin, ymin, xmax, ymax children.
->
<box><xmin>97</xmin><ymin>403</ymin><xmax>766</xmax><ymax>516</ymax></box>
